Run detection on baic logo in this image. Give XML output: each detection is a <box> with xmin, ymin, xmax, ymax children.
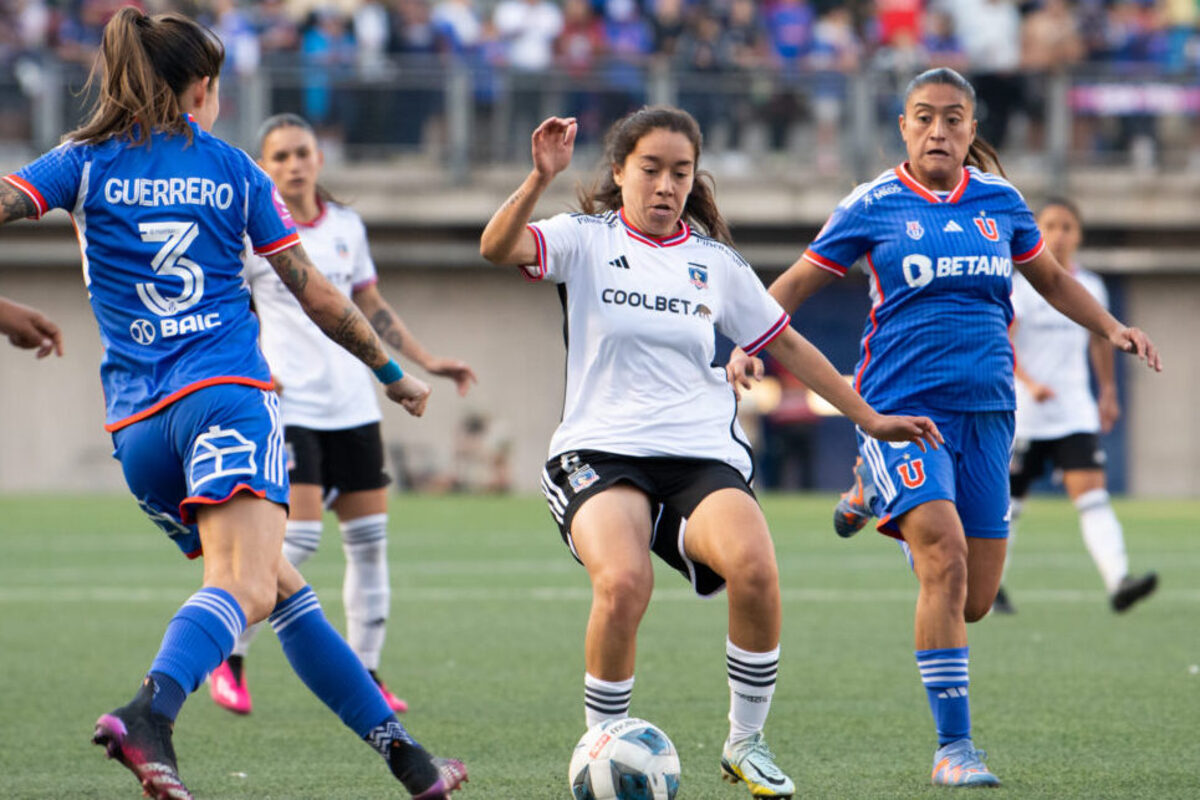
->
<box><xmin>130</xmin><ymin>318</ymin><xmax>156</xmax><ymax>345</ymax></box>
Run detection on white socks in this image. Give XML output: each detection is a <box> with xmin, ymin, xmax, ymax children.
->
<box><xmin>726</xmin><ymin>638</ymin><xmax>779</xmax><ymax>745</ymax></box>
<box><xmin>340</xmin><ymin>513</ymin><xmax>390</xmax><ymax>670</ymax></box>
<box><xmin>1075</xmin><ymin>489</ymin><xmax>1128</xmax><ymax>593</ymax></box>
<box><xmin>584</xmin><ymin>673</ymin><xmax>634</xmax><ymax>729</ymax></box>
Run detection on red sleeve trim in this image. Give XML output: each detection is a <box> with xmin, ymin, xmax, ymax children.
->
<box><xmin>105</xmin><ymin>377</ymin><xmax>275</xmax><ymax>432</ymax></box>
<box><xmin>4</xmin><ymin>175</ymin><xmax>48</xmax><ymax>219</ymax></box>
<box><xmin>802</xmin><ymin>248</ymin><xmax>849</xmax><ymax>277</ymax></box>
<box><xmin>1013</xmin><ymin>238</ymin><xmax>1046</xmax><ymax>264</ymax></box>
<box><xmin>520</xmin><ymin>223</ymin><xmax>548</xmax><ymax>281</ymax></box>
<box><xmin>254</xmin><ymin>231</ymin><xmax>301</xmax><ymax>257</ymax></box>
<box><xmin>743</xmin><ymin>312</ymin><xmax>791</xmax><ymax>356</ymax></box>
<box><xmin>351</xmin><ymin>276</ymin><xmax>378</xmax><ymax>292</ymax></box>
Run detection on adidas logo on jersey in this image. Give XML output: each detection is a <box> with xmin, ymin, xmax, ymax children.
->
<box><xmin>943</xmin><ymin>220</ymin><xmax>964</xmax><ymax>233</ymax></box>
<box><xmin>608</xmin><ymin>254</ymin><xmax>630</xmax><ymax>269</ymax></box>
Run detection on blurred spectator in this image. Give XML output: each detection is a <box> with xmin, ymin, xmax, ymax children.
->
<box><xmin>649</xmin><ymin>0</ymin><xmax>688</xmax><ymax>61</ymax></box>
<box><xmin>922</xmin><ymin>9</ymin><xmax>967</xmax><ymax>71</ymax></box>
<box><xmin>1160</xmin><ymin>0</ymin><xmax>1198</xmax><ymax>73</ymax></box>
<box><xmin>253</xmin><ymin>0</ymin><xmax>300</xmax><ymax>60</ymax></box>
<box><xmin>875</xmin><ymin>0</ymin><xmax>924</xmax><ymax>47</ymax></box>
<box><xmin>432</xmin><ymin>0</ymin><xmax>483</xmax><ymax>55</ymax></box>
<box><xmin>300</xmin><ymin>6</ymin><xmax>355</xmax><ymax>137</ymax></box>
<box><xmin>675</xmin><ymin>8</ymin><xmax>725</xmax><ymax>137</ymax></box>
<box><xmin>940</xmin><ymin>0</ymin><xmax>1024</xmax><ymax>149</ymax></box>
<box><xmin>1022</xmin><ymin>0</ymin><xmax>1085</xmax><ymax>150</ymax></box>
<box><xmin>808</xmin><ymin>5</ymin><xmax>860</xmax><ymax>174</ymax></box>
<box><xmin>718</xmin><ymin>0</ymin><xmax>769</xmax><ymax>152</ymax></box>
<box><xmin>557</xmin><ymin>0</ymin><xmax>606</xmax><ymax>141</ymax></box>
<box><xmin>600</xmin><ymin>0</ymin><xmax>653</xmax><ymax>122</ymax></box>
<box><xmin>55</xmin><ymin>0</ymin><xmax>134</xmax><ymax>67</ymax></box>
<box><xmin>494</xmin><ymin>0</ymin><xmax>563</xmax><ymax>71</ymax></box>
<box><xmin>211</xmin><ymin>0</ymin><xmax>259</xmax><ymax>76</ymax></box>
<box><xmin>764</xmin><ymin>0</ymin><xmax>817</xmax><ymax>151</ymax></box>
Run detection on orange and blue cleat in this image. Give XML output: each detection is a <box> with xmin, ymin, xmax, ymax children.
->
<box><xmin>931</xmin><ymin>739</ymin><xmax>1000</xmax><ymax>787</ymax></box>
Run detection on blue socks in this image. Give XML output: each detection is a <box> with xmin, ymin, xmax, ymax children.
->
<box><xmin>148</xmin><ymin>587</ymin><xmax>246</xmax><ymax>720</ymax></box>
<box><xmin>270</xmin><ymin>585</ymin><xmax>395</xmax><ymax>738</ymax></box>
<box><xmin>916</xmin><ymin>646</ymin><xmax>971</xmax><ymax>746</ymax></box>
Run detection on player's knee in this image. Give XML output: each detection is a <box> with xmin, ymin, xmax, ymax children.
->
<box><xmin>917</xmin><ymin>542</ymin><xmax>968</xmax><ymax>592</ymax></box>
<box><xmin>724</xmin><ymin>552</ymin><xmax>778</xmax><ymax>599</ymax></box>
<box><xmin>590</xmin><ymin>568</ymin><xmax>652</xmax><ymax>621</ymax></box>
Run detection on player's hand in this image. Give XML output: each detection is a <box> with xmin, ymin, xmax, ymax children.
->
<box><xmin>1028</xmin><ymin>381</ymin><xmax>1055</xmax><ymax>403</ymax></box>
<box><xmin>0</xmin><ymin>298</ymin><xmax>63</xmax><ymax>358</ymax></box>
<box><xmin>1111</xmin><ymin>325</ymin><xmax>1162</xmax><ymax>372</ymax></box>
<box><xmin>426</xmin><ymin>357</ymin><xmax>478</xmax><ymax>397</ymax></box>
<box><xmin>864</xmin><ymin>413</ymin><xmax>943</xmax><ymax>452</ymax></box>
<box><xmin>1098</xmin><ymin>385</ymin><xmax>1120</xmax><ymax>433</ymax></box>
<box><xmin>532</xmin><ymin>117</ymin><xmax>577</xmax><ymax>180</ymax></box>
<box><xmin>385</xmin><ymin>374</ymin><xmax>431</xmax><ymax>417</ymax></box>
<box><xmin>725</xmin><ymin>347</ymin><xmax>763</xmax><ymax>401</ymax></box>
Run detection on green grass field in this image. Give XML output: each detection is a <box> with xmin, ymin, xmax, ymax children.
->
<box><xmin>0</xmin><ymin>493</ymin><xmax>1196</xmax><ymax>799</ymax></box>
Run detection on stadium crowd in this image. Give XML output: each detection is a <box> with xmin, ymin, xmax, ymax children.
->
<box><xmin>1</xmin><ymin>1</ymin><xmax>1198</xmax><ymax>161</ymax></box>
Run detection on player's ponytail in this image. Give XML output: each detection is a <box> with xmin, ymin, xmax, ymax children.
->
<box><xmin>904</xmin><ymin>67</ymin><xmax>1007</xmax><ymax>178</ymax></box>
<box><xmin>68</xmin><ymin>8</ymin><xmax>224</xmax><ymax>147</ymax></box>
<box><xmin>578</xmin><ymin>105</ymin><xmax>734</xmax><ymax>245</ymax></box>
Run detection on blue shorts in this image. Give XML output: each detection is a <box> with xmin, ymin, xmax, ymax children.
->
<box><xmin>858</xmin><ymin>410</ymin><xmax>1014</xmax><ymax>540</ymax></box>
<box><xmin>112</xmin><ymin>384</ymin><xmax>290</xmax><ymax>558</ymax></box>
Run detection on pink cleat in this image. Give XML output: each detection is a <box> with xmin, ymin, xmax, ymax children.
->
<box><xmin>209</xmin><ymin>658</ymin><xmax>252</xmax><ymax>715</ymax></box>
<box><xmin>372</xmin><ymin>672</ymin><xmax>409</xmax><ymax>714</ymax></box>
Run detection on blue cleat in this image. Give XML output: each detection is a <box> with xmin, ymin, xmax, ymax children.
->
<box><xmin>930</xmin><ymin>739</ymin><xmax>1000</xmax><ymax>787</ymax></box>
<box><xmin>833</xmin><ymin>457</ymin><xmax>877</xmax><ymax>538</ymax></box>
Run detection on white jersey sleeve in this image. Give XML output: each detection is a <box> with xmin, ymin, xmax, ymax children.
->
<box><xmin>525</xmin><ymin>212</ymin><xmax>587</xmax><ymax>282</ymax></box>
<box><xmin>710</xmin><ymin>246</ymin><xmax>789</xmax><ymax>356</ymax></box>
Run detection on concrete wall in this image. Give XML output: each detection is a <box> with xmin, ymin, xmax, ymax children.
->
<box><xmin>1</xmin><ymin>264</ymin><xmax>1196</xmax><ymax>497</ymax></box>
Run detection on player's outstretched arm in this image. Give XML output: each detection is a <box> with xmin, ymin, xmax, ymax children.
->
<box><xmin>352</xmin><ymin>284</ymin><xmax>477</xmax><ymax>396</ymax></box>
<box><xmin>1018</xmin><ymin>249</ymin><xmax>1162</xmax><ymax>372</ymax></box>
<box><xmin>765</xmin><ymin>327</ymin><xmax>942</xmax><ymax>450</ymax></box>
<box><xmin>480</xmin><ymin>116</ymin><xmax>577</xmax><ymax>266</ymax></box>
<box><xmin>0</xmin><ymin>296</ymin><xmax>63</xmax><ymax>357</ymax></box>
<box><xmin>267</xmin><ymin>243</ymin><xmax>431</xmax><ymax>416</ymax></box>
<box><xmin>0</xmin><ymin>182</ymin><xmax>37</xmax><ymax>226</ymax></box>
<box><xmin>726</xmin><ymin>259</ymin><xmax>837</xmax><ymax>397</ymax></box>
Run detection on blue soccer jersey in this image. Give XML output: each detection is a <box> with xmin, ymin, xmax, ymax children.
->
<box><xmin>4</xmin><ymin>116</ymin><xmax>299</xmax><ymax>431</ymax></box>
<box><xmin>803</xmin><ymin>164</ymin><xmax>1044</xmax><ymax>414</ymax></box>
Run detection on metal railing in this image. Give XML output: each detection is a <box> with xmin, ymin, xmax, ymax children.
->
<box><xmin>4</xmin><ymin>57</ymin><xmax>1198</xmax><ymax>187</ymax></box>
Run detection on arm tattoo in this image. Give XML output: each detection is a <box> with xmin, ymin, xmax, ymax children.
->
<box><xmin>370</xmin><ymin>309</ymin><xmax>404</xmax><ymax>351</ymax></box>
<box><xmin>267</xmin><ymin>246</ymin><xmax>310</xmax><ymax>294</ymax></box>
<box><xmin>500</xmin><ymin>187</ymin><xmax>525</xmax><ymax>212</ymax></box>
<box><xmin>269</xmin><ymin>245</ymin><xmax>383</xmax><ymax>366</ymax></box>
<box><xmin>0</xmin><ymin>183</ymin><xmax>36</xmax><ymax>224</ymax></box>
<box><xmin>331</xmin><ymin>304</ymin><xmax>383</xmax><ymax>365</ymax></box>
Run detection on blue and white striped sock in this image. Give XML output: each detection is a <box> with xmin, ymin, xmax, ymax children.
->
<box><xmin>270</xmin><ymin>585</ymin><xmax>394</xmax><ymax>737</ymax></box>
<box><xmin>916</xmin><ymin>646</ymin><xmax>971</xmax><ymax>746</ymax></box>
<box><xmin>148</xmin><ymin>587</ymin><xmax>246</xmax><ymax>720</ymax></box>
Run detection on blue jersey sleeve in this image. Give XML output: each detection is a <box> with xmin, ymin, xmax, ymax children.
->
<box><xmin>242</xmin><ymin>156</ymin><xmax>299</xmax><ymax>257</ymax></box>
<box><xmin>6</xmin><ymin>143</ymin><xmax>86</xmax><ymax>219</ymax></box>
<box><xmin>803</xmin><ymin>199</ymin><xmax>874</xmax><ymax>277</ymax></box>
<box><xmin>1008</xmin><ymin>191</ymin><xmax>1044</xmax><ymax>264</ymax></box>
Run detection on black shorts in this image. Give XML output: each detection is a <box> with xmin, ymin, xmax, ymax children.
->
<box><xmin>541</xmin><ymin>449</ymin><xmax>755</xmax><ymax>597</ymax></box>
<box><xmin>1010</xmin><ymin>432</ymin><xmax>1106</xmax><ymax>497</ymax></box>
<box><xmin>285</xmin><ymin>422</ymin><xmax>390</xmax><ymax>495</ymax></box>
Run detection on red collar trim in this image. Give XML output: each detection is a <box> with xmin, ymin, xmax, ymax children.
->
<box><xmin>895</xmin><ymin>163</ymin><xmax>970</xmax><ymax>204</ymax></box>
<box><xmin>294</xmin><ymin>198</ymin><xmax>326</xmax><ymax>229</ymax></box>
<box><xmin>618</xmin><ymin>208</ymin><xmax>690</xmax><ymax>247</ymax></box>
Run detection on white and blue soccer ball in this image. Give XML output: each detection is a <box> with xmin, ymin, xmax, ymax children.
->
<box><xmin>569</xmin><ymin>717</ymin><xmax>681</xmax><ymax>800</ymax></box>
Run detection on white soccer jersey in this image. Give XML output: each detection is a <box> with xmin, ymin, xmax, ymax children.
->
<box><xmin>243</xmin><ymin>201</ymin><xmax>381</xmax><ymax>430</ymax></box>
<box><xmin>525</xmin><ymin>210</ymin><xmax>790</xmax><ymax>479</ymax></box>
<box><xmin>1011</xmin><ymin>268</ymin><xmax>1107</xmax><ymax>439</ymax></box>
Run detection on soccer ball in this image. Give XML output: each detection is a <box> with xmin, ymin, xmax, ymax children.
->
<box><xmin>568</xmin><ymin>717</ymin><xmax>681</xmax><ymax>800</ymax></box>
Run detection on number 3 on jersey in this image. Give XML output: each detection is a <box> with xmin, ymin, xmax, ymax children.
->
<box><xmin>897</xmin><ymin>458</ymin><xmax>926</xmax><ymax>489</ymax></box>
<box><xmin>136</xmin><ymin>221</ymin><xmax>204</xmax><ymax>316</ymax></box>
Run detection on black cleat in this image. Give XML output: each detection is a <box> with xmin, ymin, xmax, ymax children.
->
<box><xmin>992</xmin><ymin>585</ymin><xmax>1016</xmax><ymax>614</ymax></box>
<box><xmin>92</xmin><ymin>676</ymin><xmax>193</xmax><ymax>800</ymax></box>
<box><xmin>1111</xmin><ymin>571</ymin><xmax>1158</xmax><ymax>613</ymax></box>
<box><xmin>387</xmin><ymin>739</ymin><xmax>468</xmax><ymax>799</ymax></box>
